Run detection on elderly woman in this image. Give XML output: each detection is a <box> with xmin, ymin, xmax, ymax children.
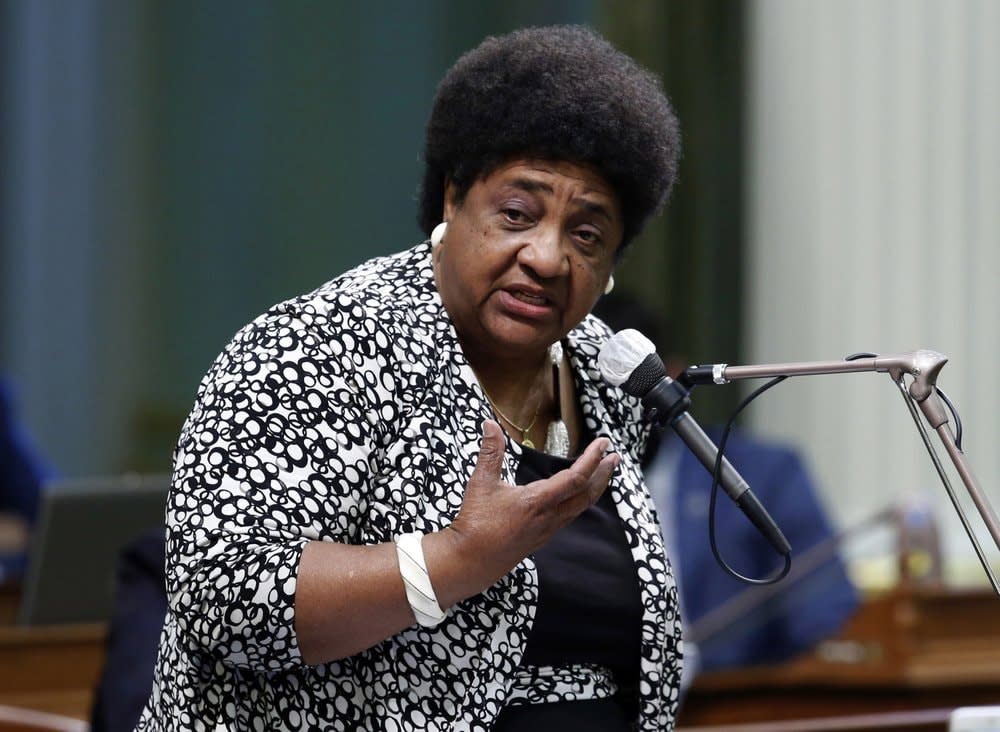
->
<box><xmin>138</xmin><ymin>25</ymin><xmax>682</xmax><ymax>731</ymax></box>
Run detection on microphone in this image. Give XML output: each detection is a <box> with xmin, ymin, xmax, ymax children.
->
<box><xmin>598</xmin><ymin>329</ymin><xmax>791</xmax><ymax>557</ymax></box>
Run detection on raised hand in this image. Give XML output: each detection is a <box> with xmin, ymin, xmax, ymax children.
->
<box><xmin>443</xmin><ymin>419</ymin><xmax>620</xmax><ymax>592</ymax></box>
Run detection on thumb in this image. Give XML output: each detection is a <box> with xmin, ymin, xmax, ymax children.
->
<box><xmin>471</xmin><ymin>419</ymin><xmax>506</xmax><ymax>482</ymax></box>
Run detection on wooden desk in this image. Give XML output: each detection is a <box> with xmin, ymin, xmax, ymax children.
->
<box><xmin>0</xmin><ymin>585</ymin><xmax>996</xmax><ymax>727</ymax></box>
<box><xmin>677</xmin><ymin>707</ymin><xmax>953</xmax><ymax>731</ymax></box>
<box><xmin>678</xmin><ymin>586</ymin><xmax>1000</xmax><ymax>726</ymax></box>
<box><xmin>0</xmin><ymin>624</ymin><xmax>106</xmax><ymax>721</ymax></box>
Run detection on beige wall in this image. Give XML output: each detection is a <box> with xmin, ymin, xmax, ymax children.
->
<box><xmin>746</xmin><ymin>0</ymin><xmax>1000</xmax><ymax>582</ymax></box>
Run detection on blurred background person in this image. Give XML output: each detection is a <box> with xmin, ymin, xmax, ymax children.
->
<box><xmin>0</xmin><ymin>375</ymin><xmax>56</xmax><ymax>581</ymax></box>
<box><xmin>593</xmin><ymin>291</ymin><xmax>860</xmax><ymax>677</ymax></box>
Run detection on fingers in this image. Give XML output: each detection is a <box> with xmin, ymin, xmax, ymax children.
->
<box><xmin>468</xmin><ymin>427</ymin><xmax>619</xmax><ymax>529</ymax></box>
<box><xmin>452</xmin><ymin>430</ymin><xmax>621</xmax><ymax>573</ymax></box>
<box><xmin>570</xmin><ymin>451</ymin><xmax>619</xmax><ymax>508</ymax></box>
<box><xmin>587</xmin><ymin>452</ymin><xmax>619</xmax><ymax>499</ymax></box>
<box><xmin>573</xmin><ymin>436</ymin><xmax>613</xmax><ymax>476</ymax></box>
<box><xmin>469</xmin><ymin>419</ymin><xmax>506</xmax><ymax>484</ymax></box>
<box><xmin>535</xmin><ymin>437</ymin><xmax>620</xmax><ymax>507</ymax></box>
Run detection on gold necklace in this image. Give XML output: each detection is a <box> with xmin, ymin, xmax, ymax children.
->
<box><xmin>481</xmin><ymin>387</ymin><xmax>542</xmax><ymax>448</ymax></box>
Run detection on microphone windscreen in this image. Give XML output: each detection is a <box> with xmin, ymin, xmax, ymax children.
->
<box><xmin>598</xmin><ymin>329</ymin><xmax>657</xmax><ymax>386</ymax></box>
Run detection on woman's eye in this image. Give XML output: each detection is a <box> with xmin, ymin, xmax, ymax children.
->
<box><xmin>503</xmin><ymin>208</ymin><xmax>528</xmax><ymax>223</ymax></box>
<box><xmin>575</xmin><ymin>228</ymin><xmax>602</xmax><ymax>246</ymax></box>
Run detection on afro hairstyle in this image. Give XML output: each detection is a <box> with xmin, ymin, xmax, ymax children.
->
<box><xmin>418</xmin><ymin>24</ymin><xmax>681</xmax><ymax>251</ymax></box>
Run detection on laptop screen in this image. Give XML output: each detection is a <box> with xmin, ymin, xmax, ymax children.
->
<box><xmin>17</xmin><ymin>474</ymin><xmax>169</xmax><ymax>626</ymax></box>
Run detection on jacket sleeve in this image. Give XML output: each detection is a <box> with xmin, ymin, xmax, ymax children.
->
<box><xmin>164</xmin><ymin>298</ymin><xmax>396</xmax><ymax>672</ymax></box>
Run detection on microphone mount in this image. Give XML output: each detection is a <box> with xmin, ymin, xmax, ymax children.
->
<box><xmin>683</xmin><ymin>350</ymin><xmax>1000</xmax><ymax>598</ymax></box>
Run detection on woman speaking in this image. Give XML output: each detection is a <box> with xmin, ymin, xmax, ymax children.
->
<box><xmin>139</xmin><ymin>25</ymin><xmax>683</xmax><ymax>731</ymax></box>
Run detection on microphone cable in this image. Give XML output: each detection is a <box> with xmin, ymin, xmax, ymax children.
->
<box><xmin>706</xmin><ymin>374</ymin><xmax>792</xmax><ymax>585</ymax></box>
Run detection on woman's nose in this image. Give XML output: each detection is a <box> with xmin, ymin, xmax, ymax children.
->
<box><xmin>518</xmin><ymin>225</ymin><xmax>568</xmax><ymax>278</ymax></box>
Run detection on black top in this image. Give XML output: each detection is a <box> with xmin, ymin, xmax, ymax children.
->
<box><xmin>491</xmin><ymin>444</ymin><xmax>643</xmax><ymax>730</ymax></box>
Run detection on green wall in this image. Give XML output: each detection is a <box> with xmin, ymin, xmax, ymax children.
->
<box><xmin>133</xmin><ymin>1</ymin><xmax>606</xmax><ymax>469</ymax></box>
<box><xmin>1</xmin><ymin>0</ymin><xmax>744</xmax><ymax>475</ymax></box>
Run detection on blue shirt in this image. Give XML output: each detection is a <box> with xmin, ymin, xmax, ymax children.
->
<box><xmin>647</xmin><ymin>427</ymin><xmax>859</xmax><ymax>672</ymax></box>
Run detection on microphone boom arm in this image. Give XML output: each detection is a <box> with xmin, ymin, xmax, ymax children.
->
<box><xmin>683</xmin><ymin>349</ymin><xmax>1000</xmax><ymax>597</ymax></box>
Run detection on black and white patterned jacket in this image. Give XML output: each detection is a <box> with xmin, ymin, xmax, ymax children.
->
<box><xmin>137</xmin><ymin>241</ymin><xmax>682</xmax><ymax>731</ymax></box>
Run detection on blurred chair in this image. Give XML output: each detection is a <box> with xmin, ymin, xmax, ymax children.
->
<box><xmin>89</xmin><ymin>527</ymin><xmax>165</xmax><ymax>732</ymax></box>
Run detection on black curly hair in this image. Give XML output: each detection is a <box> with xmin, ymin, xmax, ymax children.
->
<box><xmin>418</xmin><ymin>25</ymin><xmax>681</xmax><ymax>252</ymax></box>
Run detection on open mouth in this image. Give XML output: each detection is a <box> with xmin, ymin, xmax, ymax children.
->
<box><xmin>509</xmin><ymin>289</ymin><xmax>549</xmax><ymax>306</ymax></box>
<box><xmin>497</xmin><ymin>287</ymin><xmax>555</xmax><ymax>320</ymax></box>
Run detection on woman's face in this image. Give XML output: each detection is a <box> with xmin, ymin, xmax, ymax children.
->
<box><xmin>435</xmin><ymin>158</ymin><xmax>624</xmax><ymax>366</ymax></box>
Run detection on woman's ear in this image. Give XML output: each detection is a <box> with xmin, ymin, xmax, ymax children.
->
<box><xmin>442</xmin><ymin>178</ymin><xmax>458</xmax><ymax>222</ymax></box>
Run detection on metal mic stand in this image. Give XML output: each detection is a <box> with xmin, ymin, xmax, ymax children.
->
<box><xmin>683</xmin><ymin>349</ymin><xmax>1000</xmax><ymax>598</ymax></box>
